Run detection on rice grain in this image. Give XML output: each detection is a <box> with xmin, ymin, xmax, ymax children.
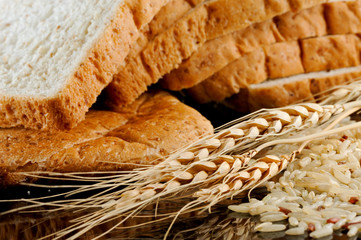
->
<box><xmin>309</xmin><ymin>227</ymin><xmax>333</xmax><ymax>239</ymax></box>
<box><xmin>347</xmin><ymin>226</ymin><xmax>358</xmax><ymax>237</ymax></box>
<box><xmin>260</xmin><ymin>213</ymin><xmax>287</xmax><ymax>222</ymax></box>
<box><xmin>288</xmin><ymin>216</ymin><xmax>299</xmax><ymax>226</ymax></box>
<box><xmin>285</xmin><ymin>227</ymin><xmax>305</xmax><ymax>235</ymax></box>
<box><xmin>256</xmin><ymin>223</ymin><xmax>286</xmax><ymax>232</ymax></box>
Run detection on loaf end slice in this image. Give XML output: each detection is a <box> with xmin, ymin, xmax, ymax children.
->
<box><xmin>0</xmin><ymin>90</ymin><xmax>213</xmax><ymax>186</ymax></box>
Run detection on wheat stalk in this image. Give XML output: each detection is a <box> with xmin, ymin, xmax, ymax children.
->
<box><xmin>5</xmin><ymin>81</ymin><xmax>361</xmax><ymax>239</ymax></box>
<box><xmin>34</xmin><ymin>106</ymin><xmax>361</xmax><ymax>239</ymax></box>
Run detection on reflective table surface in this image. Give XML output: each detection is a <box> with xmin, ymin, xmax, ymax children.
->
<box><xmin>0</xmin><ymin>184</ymin><xmax>354</xmax><ymax>240</ymax></box>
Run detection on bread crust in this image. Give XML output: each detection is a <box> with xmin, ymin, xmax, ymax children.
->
<box><xmin>0</xmin><ymin>0</ymin><xmax>168</xmax><ymax>130</ymax></box>
<box><xmin>127</xmin><ymin>0</ymin><xmax>170</xmax><ymax>29</ymax></box>
<box><xmin>107</xmin><ymin>0</ymin><xmax>329</xmax><ymax>106</ymax></box>
<box><xmin>0</xmin><ymin>91</ymin><xmax>213</xmax><ymax>186</ymax></box>
<box><xmin>265</xmin><ymin>41</ymin><xmax>305</xmax><ymax>79</ymax></box>
<box><xmin>325</xmin><ymin>1</ymin><xmax>361</xmax><ymax>34</ymax></box>
<box><xmin>129</xmin><ymin>0</ymin><xmax>203</xmax><ymax>59</ymax></box>
<box><xmin>187</xmin><ymin>49</ymin><xmax>267</xmax><ymax>103</ymax></box>
<box><xmin>302</xmin><ymin>34</ymin><xmax>361</xmax><ymax>72</ymax></box>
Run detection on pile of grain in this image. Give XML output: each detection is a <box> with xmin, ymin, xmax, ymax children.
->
<box><xmin>229</xmin><ymin>119</ymin><xmax>361</xmax><ymax>238</ymax></box>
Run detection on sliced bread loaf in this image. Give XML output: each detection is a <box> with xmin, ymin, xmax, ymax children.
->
<box><xmin>226</xmin><ymin>66</ymin><xmax>361</xmax><ymax>111</ymax></box>
<box><xmin>0</xmin><ymin>90</ymin><xmax>213</xmax><ymax>186</ymax></box>
<box><xmin>188</xmin><ymin>33</ymin><xmax>361</xmax><ymax>103</ymax></box>
<box><xmin>0</xmin><ymin>0</ymin><xmax>168</xmax><ymax>130</ymax></box>
<box><xmin>163</xmin><ymin>1</ymin><xmax>361</xmax><ymax>91</ymax></box>
<box><xmin>162</xmin><ymin>3</ymin><xmax>326</xmax><ymax>90</ymax></box>
<box><xmin>106</xmin><ymin>0</ymin><xmax>331</xmax><ymax>105</ymax></box>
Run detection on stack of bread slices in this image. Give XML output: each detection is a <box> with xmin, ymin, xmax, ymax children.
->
<box><xmin>107</xmin><ymin>0</ymin><xmax>361</xmax><ymax>112</ymax></box>
<box><xmin>1</xmin><ymin>0</ymin><xmax>360</xmax><ymax>184</ymax></box>
<box><xmin>157</xmin><ymin>0</ymin><xmax>361</xmax><ymax>112</ymax></box>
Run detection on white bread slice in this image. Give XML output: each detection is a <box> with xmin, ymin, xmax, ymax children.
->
<box><xmin>188</xmin><ymin>33</ymin><xmax>361</xmax><ymax>103</ymax></box>
<box><xmin>106</xmin><ymin>0</ymin><xmax>331</xmax><ymax>105</ymax></box>
<box><xmin>243</xmin><ymin>66</ymin><xmax>361</xmax><ymax>111</ymax></box>
<box><xmin>163</xmin><ymin>0</ymin><xmax>361</xmax><ymax>91</ymax></box>
<box><xmin>0</xmin><ymin>0</ymin><xmax>168</xmax><ymax>130</ymax></box>
<box><xmin>0</xmin><ymin>90</ymin><xmax>213</xmax><ymax>186</ymax></box>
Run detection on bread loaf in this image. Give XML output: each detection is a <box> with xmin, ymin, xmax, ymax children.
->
<box><xmin>163</xmin><ymin>1</ymin><xmax>361</xmax><ymax>91</ymax></box>
<box><xmin>106</xmin><ymin>0</ymin><xmax>331</xmax><ymax>106</ymax></box>
<box><xmin>162</xmin><ymin>3</ymin><xmax>325</xmax><ymax>90</ymax></box>
<box><xmin>187</xmin><ymin>34</ymin><xmax>361</xmax><ymax>103</ymax></box>
<box><xmin>0</xmin><ymin>91</ymin><xmax>213</xmax><ymax>186</ymax></box>
<box><xmin>0</xmin><ymin>0</ymin><xmax>168</xmax><ymax>130</ymax></box>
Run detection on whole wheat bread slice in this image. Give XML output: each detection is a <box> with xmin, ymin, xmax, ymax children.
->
<box><xmin>188</xmin><ymin>33</ymin><xmax>361</xmax><ymax>103</ymax></box>
<box><xmin>163</xmin><ymin>1</ymin><xmax>361</xmax><ymax>91</ymax></box>
<box><xmin>0</xmin><ymin>90</ymin><xmax>213</xmax><ymax>186</ymax></box>
<box><xmin>228</xmin><ymin>66</ymin><xmax>361</xmax><ymax>111</ymax></box>
<box><xmin>0</xmin><ymin>0</ymin><xmax>168</xmax><ymax>130</ymax></box>
<box><xmin>106</xmin><ymin>0</ymin><xmax>331</xmax><ymax>106</ymax></box>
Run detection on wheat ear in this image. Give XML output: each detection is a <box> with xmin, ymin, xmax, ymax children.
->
<box><xmin>29</xmin><ymin>100</ymin><xmax>360</xmax><ymax>240</ymax></box>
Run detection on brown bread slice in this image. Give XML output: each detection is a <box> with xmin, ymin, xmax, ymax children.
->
<box><xmin>0</xmin><ymin>91</ymin><xmax>213</xmax><ymax>186</ymax></box>
<box><xmin>188</xmin><ymin>34</ymin><xmax>361</xmax><ymax>103</ymax></box>
<box><xmin>106</xmin><ymin>0</ymin><xmax>330</xmax><ymax>106</ymax></box>
<box><xmin>163</xmin><ymin>1</ymin><xmax>361</xmax><ymax>91</ymax></box>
